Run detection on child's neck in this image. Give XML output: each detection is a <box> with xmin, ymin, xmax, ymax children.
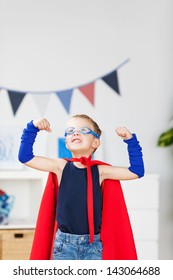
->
<box><xmin>72</xmin><ymin>152</ymin><xmax>91</xmax><ymax>159</ymax></box>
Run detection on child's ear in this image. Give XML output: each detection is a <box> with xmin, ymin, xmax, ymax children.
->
<box><xmin>92</xmin><ymin>138</ymin><xmax>100</xmax><ymax>149</ymax></box>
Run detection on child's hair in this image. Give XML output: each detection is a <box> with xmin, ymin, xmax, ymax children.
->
<box><xmin>71</xmin><ymin>114</ymin><xmax>102</xmax><ymax>137</ymax></box>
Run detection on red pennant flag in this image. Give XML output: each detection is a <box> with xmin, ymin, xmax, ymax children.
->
<box><xmin>78</xmin><ymin>82</ymin><xmax>95</xmax><ymax>105</ymax></box>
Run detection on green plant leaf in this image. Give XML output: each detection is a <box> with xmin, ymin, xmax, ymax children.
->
<box><xmin>157</xmin><ymin>128</ymin><xmax>173</xmax><ymax>147</ymax></box>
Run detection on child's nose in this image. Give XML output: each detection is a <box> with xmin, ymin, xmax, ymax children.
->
<box><xmin>73</xmin><ymin>130</ymin><xmax>80</xmax><ymax>135</ymax></box>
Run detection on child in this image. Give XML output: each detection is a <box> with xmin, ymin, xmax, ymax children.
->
<box><xmin>18</xmin><ymin>114</ymin><xmax>144</xmax><ymax>260</ymax></box>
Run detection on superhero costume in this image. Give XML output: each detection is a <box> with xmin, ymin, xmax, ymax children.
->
<box><xmin>18</xmin><ymin>121</ymin><xmax>143</xmax><ymax>260</ymax></box>
<box><xmin>30</xmin><ymin>158</ymin><xmax>138</xmax><ymax>260</ymax></box>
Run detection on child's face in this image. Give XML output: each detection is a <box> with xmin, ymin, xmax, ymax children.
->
<box><xmin>65</xmin><ymin>117</ymin><xmax>100</xmax><ymax>156</ymax></box>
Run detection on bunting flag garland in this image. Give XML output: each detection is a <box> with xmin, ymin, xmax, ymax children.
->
<box><xmin>32</xmin><ymin>93</ymin><xmax>52</xmax><ymax>116</ymax></box>
<box><xmin>55</xmin><ymin>89</ymin><xmax>73</xmax><ymax>114</ymax></box>
<box><xmin>102</xmin><ymin>70</ymin><xmax>120</xmax><ymax>95</ymax></box>
<box><xmin>78</xmin><ymin>82</ymin><xmax>95</xmax><ymax>105</ymax></box>
<box><xmin>0</xmin><ymin>58</ymin><xmax>129</xmax><ymax>115</ymax></box>
<box><xmin>8</xmin><ymin>90</ymin><xmax>27</xmax><ymax>115</ymax></box>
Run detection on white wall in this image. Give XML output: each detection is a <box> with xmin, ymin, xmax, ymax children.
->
<box><xmin>0</xmin><ymin>0</ymin><xmax>173</xmax><ymax>259</ymax></box>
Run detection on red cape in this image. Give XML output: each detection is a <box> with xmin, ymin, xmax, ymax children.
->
<box><xmin>30</xmin><ymin>172</ymin><xmax>137</xmax><ymax>260</ymax></box>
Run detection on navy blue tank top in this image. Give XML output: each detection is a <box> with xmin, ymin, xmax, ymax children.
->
<box><xmin>56</xmin><ymin>162</ymin><xmax>102</xmax><ymax>234</ymax></box>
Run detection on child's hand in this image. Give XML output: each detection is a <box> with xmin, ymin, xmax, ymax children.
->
<box><xmin>33</xmin><ymin>118</ymin><xmax>52</xmax><ymax>132</ymax></box>
<box><xmin>115</xmin><ymin>127</ymin><xmax>133</xmax><ymax>140</ymax></box>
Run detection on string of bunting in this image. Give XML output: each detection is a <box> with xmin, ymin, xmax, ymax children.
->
<box><xmin>0</xmin><ymin>59</ymin><xmax>129</xmax><ymax>115</ymax></box>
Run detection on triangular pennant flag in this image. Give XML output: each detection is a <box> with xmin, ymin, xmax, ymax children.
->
<box><xmin>78</xmin><ymin>82</ymin><xmax>95</xmax><ymax>105</ymax></box>
<box><xmin>56</xmin><ymin>89</ymin><xmax>73</xmax><ymax>113</ymax></box>
<box><xmin>102</xmin><ymin>70</ymin><xmax>120</xmax><ymax>95</ymax></box>
<box><xmin>8</xmin><ymin>90</ymin><xmax>26</xmax><ymax>115</ymax></box>
<box><xmin>32</xmin><ymin>93</ymin><xmax>51</xmax><ymax>116</ymax></box>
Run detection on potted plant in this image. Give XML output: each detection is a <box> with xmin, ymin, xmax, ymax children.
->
<box><xmin>157</xmin><ymin>119</ymin><xmax>173</xmax><ymax>147</ymax></box>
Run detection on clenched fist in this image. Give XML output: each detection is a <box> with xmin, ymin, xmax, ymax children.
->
<box><xmin>115</xmin><ymin>127</ymin><xmax>132</xmax><ymax>140</ymax></box>
<box><xmin>33</xmin><ymin>118</ymin><xmax>52</xmax><ymax>132</ymax></box>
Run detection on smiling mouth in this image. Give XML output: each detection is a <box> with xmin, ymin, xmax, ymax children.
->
<box><xmin>72</xmin><ymin>138</ymin><xmax>82</xmax><ymax>143</ymax></box>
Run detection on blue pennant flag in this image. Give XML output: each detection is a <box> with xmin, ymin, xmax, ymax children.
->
<box><xmin>8</xmin><ymin>90</ymin><xmax>26</xmax><ymax>115</ymax></box>
<box><xmin>56</xmin><ymin>89</ymin><xmax>73</xmax><ymax>113</ymax></box>
<box><xmin>102</xmin><ymin>70</ymin><xmax>120</xmax><ymax>95</ymax></box>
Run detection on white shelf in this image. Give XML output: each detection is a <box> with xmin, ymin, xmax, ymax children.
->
<box><xmin>0</xmin><ymin>219</ymin><xmax>35</xmax><ymax>229</ymax></box>
<box><xmin>0</xmin><ymin>170</ymin><xmax>48</xmax><ymax>228</ymax></box>
<box><xmin>0</xmin><ymin>170</ymin><xmax>48</xmax><ymax>180</ymax></box>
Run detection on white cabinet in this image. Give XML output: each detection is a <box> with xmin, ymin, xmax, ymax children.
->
<box><xmin>0</xmin><ymin>170</ymin><xmax>47</xmax><ymax>229</ymax></box>
<box><xmin>121</xmin><ymin>174</ymin><xmax>159</xmax><ymax>260</ymax></box>
<box><xmin>0</xmin><ymin>170</ymin><xmax>47</xmax><ymax>259</ymax></box>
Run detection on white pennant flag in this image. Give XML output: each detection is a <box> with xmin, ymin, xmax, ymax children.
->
<box><xmin>32</xmin><ymin>93</ymin><xmax>51</xmax><ymax>116</ymax></box>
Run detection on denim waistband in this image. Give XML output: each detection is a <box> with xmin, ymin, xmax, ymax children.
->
<box><xmin>56</xmin><ymin>229</ymin><xmax>100</xmax><ymax>245</ymax></box>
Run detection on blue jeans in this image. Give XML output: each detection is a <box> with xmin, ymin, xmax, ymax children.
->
<box><xmin>52</xmin><ymin>229</ymin><xmax>102</xmax><ymax>260</ymax></box>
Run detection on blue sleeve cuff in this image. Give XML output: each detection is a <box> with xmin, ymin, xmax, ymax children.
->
<box><xmin>123</xmin><ymin>133</ymin><xmax>138</xmax><ymax>145</ymax></box>
<box><xmin>124</xmin><ymin>133</ymin><xmax>144</xmax><ymax>178</ymax></box>
<box><xmin>27</xmin><ymin>120</ymin><xmax>40</xmax><ymax>132</ymax></box>
<box><xmin>129</xmin><ymin>166</ymin><xmax>145</xmax><ymax>178</ymax></box>
<box><xmin>18</xmin><ymin>121</ymin><xmax>39</xmax><ymax>163</ymax></box>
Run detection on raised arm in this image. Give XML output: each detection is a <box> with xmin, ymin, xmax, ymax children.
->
<box><xmin>18</xmin><ymin>118</ymin><xmax>66</xmax><ymax>175</ymax></box>
<box><xmin>99</xmin><ymin>127</ymin><xmax>144</xmax><ymax>182</ymax></box>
